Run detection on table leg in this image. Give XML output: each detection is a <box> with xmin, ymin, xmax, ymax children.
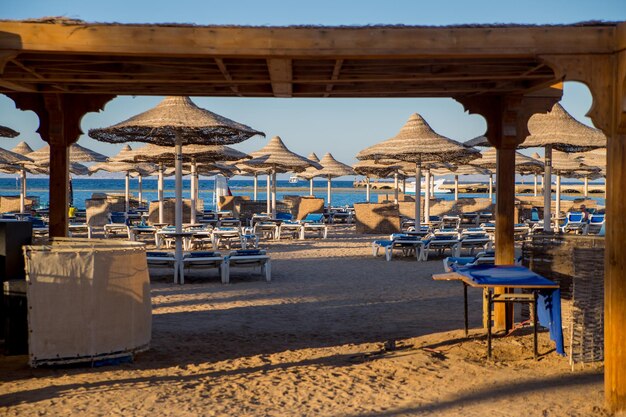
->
<box><xmin>487</xmin><ymin>289</ymin><xmax>492</xmax><ymax>359</ymax></box>
<box><xmin>464</xmin><ymin>283</ymin><xmax>469</xmax><ymax>337</ymax></box>
<box><xmin>533</xmin><ymin>291</ymin><xmax>538</xmax><ymax>360</ymax></box>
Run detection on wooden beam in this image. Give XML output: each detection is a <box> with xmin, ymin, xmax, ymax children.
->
<box><xmin>324</xmin><ymin>59</ymin><xmax>343</xmax><ymax>97</ymax></box>
<box><xmin>214</xmin><ymin>58</ymin><xmax>241</xmax><ymax>96</ymax></box>
<box><xmin>0</xmin><ymin>22</ymin><xmax>615</xmax><ymax>57</ymax></box>
<box><xmin>267</xmin><ymin>59</ymin><xmax>292</xmax><ymax>98</ymax></box>
<box><xmin>0</xmin><ymin>78</ymin><xmax>37</xmax><ymax>92</ymax></box>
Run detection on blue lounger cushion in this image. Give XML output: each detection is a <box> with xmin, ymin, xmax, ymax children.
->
<box><xmin>185</xmin><ymin>251</ymin><xmax>217</xmax><ymax>258</ymax></box>
<box><xmin>146</xmin><ymin>251</ymin><xmax>173</xmax><ymax>258</ymax></box>
<box><xmin>232</xmin><ymin>249</ymin><xmax>264</xmax><ymax>256</ymax></box>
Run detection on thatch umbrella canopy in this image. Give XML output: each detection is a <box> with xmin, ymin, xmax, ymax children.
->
<box><xmin>356</xmin><ymin>113</ymin><xmax>480</xmax><ymax>223</ymax></box>
<box><xmin>431</xmin><ymin>164</ymin><xmax>490</xmax><ymax>200</ymax></box>
<box><xmin>11</xmin><ymin>141</ymin><xmax>34</xmax><ymax>156</ymax></box>
<box><xmin>0</xmin><ymin>125</ymin><xmax>19</xmax><ymax>138</ymax></box>
<box><xmin>27</xmin><ymin>143</ymin><xmax>108</xmax><ymax>163</ymax></box>
<box><xmin>21</xmin><ymin>161</ymin><xmax>89</xmax><ymax>176</ymax></box>
<box><xmin>572</xmin><ymin>148</ymin><xmax>606</xmax><ymax>196</ymax></box>
<box><xmin>241</xmin><ymin>136</ymin><xmax>320</xmax><ymax>215</ymax></box>
<box><xmin>0</xmin><ymin>147</ymin><xmax>32</xmax><ymax>165</ymax></box>
<box><xmin>298</xmin><ymin>152</ymin><xmax>322</xmax><ymax>196</ymax></box>
<box><xmin>549</xmin><ymin>150</ymin><xmax>600</xmax><ymax>217</ymax></box>
<box><xmin>464</xmin><ymin>135</ymin><xmax>490</xmax><ymax>148</ymax></box>
<box><xmin>5</xmin><ymin>142</ymin><xmax>36</xmax><ymax>213</ymax></box>
<box><xmin>88</xmin><ymin>96</ymin><xmax>263</xmax><ymax>285</ymax></box>
<box><xmin>518</xmin><ymin>103</ymin><xmax>605</xmax><ymax>231</ymax></box>
<box><xmin>0</xmin><ymin>145</ymin><xmax>34</xmax><ymax>213</ymax></box>
<box><xmin>89</xmin><ymin>158</ymin><xmax>157</xmax><ymax>211</ymax></box>
<box><xmin>88</xmin><ymin>96</ymin><xmax>263</xmax><ymax>146</ymax></box>
<box><xmin>353</xmin><ymin>160</ymin><xmax>403</xmax><ymax>202</ymax></box>
<box><xmin>314</xmin><ymin>153</ymin><xmax>354</xmax><ymax>208</ymax></box>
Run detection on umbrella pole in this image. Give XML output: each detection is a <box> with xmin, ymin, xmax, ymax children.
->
<box><xmin>253</xmin><ymin>173</ymin><xmax>258</xmax><ymax>201</ymax></box>
<box><xmin>583</xmin><ymin>175</ymin><xmax>589</xmax><ymax>197</ymax></box>
<box><xmin>327</xmin><ymin>175</ymin><xmax>332</xmax><ymax>209</ymax></box>
<box><xmin>393</xmin><ymin>172</ymin><xmax>398</xmax><ymax>204</ymax></box>
<box><xmin>138</xmin><ymin>175</ymin><xmax>143</xmax><ymax>207</ymax></box>
<box><xmin>402</xmin><ymin>177</ymin><xmax>406</xmax><ymax>194</ymax></box>
<box><xmin>424</xmin><ymin>169</ymin><xmax>431</xmax><ymax>224</ymax></box>
<box><xmin>309</xmin><ymin>178</ymin><xmax>314</xmax><ymax>196</ymax></box>
<box><xmin>543</xmin><ymin>146</ymin><xmax>552</xmax><ymax>232</ymax></box>
<box><xmin>158</xmin><ymin>163</ymin><xmax>164</xmax><ymax>224</ymax></box>
<box><xmin>534</xmin><ymin>174</ymin><xmax>538</xmax><ymax>196</ymax></box>
<box><xmin>366</xmin><ymin>177</ymin><xmax>370</xmax><ymax>203</ymax></box>
<box><xmin>454</xmin><ymin>174</ymin><xmax>459</xmax><ymax>201</ymax></box>
<box><xmin>20</xmin><ymin>168</ymin><xmax>26</xmax><ymax>213</ymax></box>
<box><xmin>190</xmin><ymin>159</ymin><xmax>197</xmax><ymax>224</ymax></box>
<box><xmin>555</xmin><ymin>173</ymin><xmax>561</xmax><ymax>231</ymax></box>
<box><xmin>271</xmin><ymin>169</ymin><xmax>277</xmax><ymax>217</ymax></box>
<box><xmin>125</xmin><ymin>171</ymin><xmax>130</xmax><ymax>213</ymax></box>
<box><xmin>174</xmin><ymin>134</ymin><xmax>183</xmax><ymax>284</ymax></box>
<box><xmin>266</xmin><ymin>173</ymin><xmax>271</xmax><ymax>214</ymax></box>
<box><xmin>488</xmin><ymin>174</ymin><xmax>493</xmax><ymax>201</ymax></box>
<box><xmin>430</xmin><ymin>174</ymin><xmax>435</xmax><ymax>196</ymax></box>
<box><xmin>415</xmin><ymin>162</ymin><xmax>421</xmax><ymax>225</ymax></box>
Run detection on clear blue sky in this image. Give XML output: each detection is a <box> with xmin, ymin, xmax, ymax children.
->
<box><xmin>1</xmin><ymin>1</ymin><xmax>623</xmax><ymax>179</ymax></box>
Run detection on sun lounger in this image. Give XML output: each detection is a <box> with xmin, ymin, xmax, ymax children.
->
<box><xmin>211</xmin><ymin>227</ymin><xmax>243</xmax><ymax>249</ymax></box>
<box><xmin>422</xmin><ymin>231</ymin><xmax>460</xmax><ymax>260</ymax></box>
<box><xmin>223</xmin><ymin>249</ymin><xmax>271</xmax><ymax>283</ymax></box>
<box><xmin>68</xmin><ymin>221</ymin><xmax>93</xmax><ymax>238</ymax></box>
<box><xmin>585</xmin><ymin>213</ymin><xmax>605</xmax><ymax>235</ymax></box>
<box><xmin>180</xmin><ymin>251</ymin><xmax>226</xmax><ymax>284</ymax></box>
<box><xmin>254</xmin><ymin>221</ymin><xmax>279</xmax><ymax>240</ymax></box>
<box><xmin>561</xmin><ymin>212</ymin><xmax>586</xmax><ymax>234</ymax></box>
<box><xmin>278</xmin><ymin>220</ymin><xmax>303</xmax><ymax>239</ymax></box>
<box><xmin>129</xmin><ymin>224</ymin><xmax>157</xmax><ymax>244</ymax></box>
<box><xmin>443</xmin><ymin>250</ymin><xmax>496</xmax><ymax>272</ymax></box>
<box><xmin>385</xmin><ymin>234</ymin><xmax>425</xmax><ymax>261</ymax></box>
<box><xmin>455</xmin><ymin>229</ymin><xmax>492</xmax><ymax>256</ymax></box>
<box><xmin>441</xmin><ymin>215</ymin><xmax>461</xmax><ymax>229</ymax></box>
<box><xmin>146</xmin><ymin>251</ymin><xmax>177</xmax><ymax>276</ymax></box>
<box><xmin>103</xmin><ymin>212</ymin><xmax>130</xmax><ymax>239</ymax></box>
<box><xmin>299</xmin><ymin>213</ymin><xmax>328</xmax><ymax>239</ymax></box>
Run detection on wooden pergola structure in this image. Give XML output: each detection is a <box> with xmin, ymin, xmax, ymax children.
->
<box><xmin>0</xmin><ymin>20</ymin><xmax>624</xmax><ymax>412</ymax></box>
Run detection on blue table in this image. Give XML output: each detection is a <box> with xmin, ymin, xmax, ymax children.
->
<box><xmin>433</xmin><ymin>265</ymin><xmax>563</xmax><ymax>359</ymax></box>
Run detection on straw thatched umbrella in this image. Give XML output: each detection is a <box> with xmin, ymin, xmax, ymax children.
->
<box><xmin>431</xmin><ymin>164</ymin><xmax>490</xmax><ymax>201</ymax></box>
<box><xmin>314</xmin><ymin>153</ymin><xmax>354</xmax><ymax>209</ymax></box>
<box><xmin>236</xmin><ymin>164</ymin><xmax>270</xmax><ymax>202</ymax></box>
<box><xmin>0</xmin><ymin>125</ymin><xmax>19</xmax><ymax>138</ymax></box>
<box><xmin>0</xmin><ymin>144</ymin><xmax>33</xmax><ymax>212</ymax></box>
<box><xmin>353</xmin><ymin>160</ymin><xmax>402</xmax><ymax>202</ymax></box>
<box><xmin>89</xmin><ymin>160</ymin><xmax>157</xmax><ymax>212</ymax></box>
<box><xmin>297</xmin><ymin>152</ymin><xmax>321</xmax><ymax>196</ymax></box>
<box><xmin>464</xmin><ymin>135</ymin><xmax>490</xmax><ymax>148</ymax></box>
<box><xmin>89</xmin><ymin>96</ymin><xmax>263</xmax><ymax>285</ymax></box>
<box><xmin>572</xmin><ymin>148</ymin><xmax>606</xmax><ymax>196</ymax></box>
<box><xmin>470</xmin><ymin>148</ymin><xmax>544</xmax><ymax>200</ymax></box>
<box><xmin>357</xmin><ymin>113</ymin><xmax>480</xmax><ymax>224</ymax></box>
<box><xmin>7</xmin><ymin>141</ymin><xmax>36</xmax><ymax>213</ymax></box>
<box><xmin>240</xmin><ymin>136</ymin><xmax>319</xmax><ymax>217</ymax></box>
<box><xmin>124</xmin><ymin>142</ymin><xmax>249</xmax><ymax>223</ymax></box>
<box><xmin>519</xmin><ymin>103</ymin><xmax>606</xmax><ymax>231</ymax></box>
<box><xmin>551</xmin><ymin>150</ymin><xmax>599</xmax><ymax>219</ymax></box>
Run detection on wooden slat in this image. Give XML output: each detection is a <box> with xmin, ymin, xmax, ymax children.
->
<box><xmin>267</xmin><ymin>59</ymin><xmax>292</xmax><ymax>97</ymax></box>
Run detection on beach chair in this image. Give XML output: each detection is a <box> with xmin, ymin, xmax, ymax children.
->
<box><xmin>422</xmin><ymin>230</ymin><xmax>460</xmax><ymax>261</ymax></box>
<box><xmin>299</xmin><ymin>213</ymin><xmax>328</xmax><ymax>239</ymax></box>
<box><xmin>211</xmin><ymin>227</ymin><xmax>243</xmax><ymax>250</ymax></box>
<box><xmin>585</xmin><ymin>213</ymin><xmax>605</xmax><ymax>235</ymax></box>
<box><xmin>68</xmin><ymin>221</ymin><xmax>93</xmax><ymax>238</ymax></box>
<box><xmin>384</xmin><ymin>234</ymin><xmax>425</xmax><ymax>261</ymax></box>
<box><xmin>180</xmin><ymin>251</ymin><xmax>226</xmax><ymax>284</ymax></box>
<box><xmin>525</xmin><ymin>208</ymin><xmax>541</xmax><ymax>227</ymax></box>
<box><xmin>223</xmin><ymin>249</ymin><xmax>271</xmax><ymax>283</ymax></box>
<box><xmin>441</xmin><ymin>215</ymin><xmax>461</xmax><ymax>229</ymax></box>
<box><xmin>275</xmin><ymin>212</ymin><xmax>293</xmax><ymax>221</ymax></box>
<box><xmin>103</xmin><ymin>211</ymin><xmax>130</xmax><ymax>239</ymax></box>
<box><xmin>428</xmin><ymin>215</ymin><xmax>442</xmax><ymax>227</ymax></box>
<box><xmin>217</xmin><ymin>217</ymin><xmax>241</xmax><ymax>228</ymax></box>
<box><xmin>278</xmin><ymin>220</ymin><xmax>303</xmax><ymax>239</ymax></box>
<box><xmin>254</xmin><ymin>221</ymin><xmax>279</xmax><ymax>240</ymax></box>
<box><xmin>129</xmin><ymin>224</ymin><xmax>158</xmax><ymax>244</ymax></box>
<box><xmin>454</xmin><ymin>228</ymin><xmax>492</xmax><ymax>256</ymax></box>
<box><xmin>443</xmin><ymin>250</ymin><xmax>496</xmax><ymax>272</ymax></box>
<box><xmin>146</xmin><ymin>251</ymin><xmax>177</xmax><ymax>277</ymax></box>
<box><xmin>561</xmin><ymin>212</ymin><xmax>587</xmax><ymax>234</ymax></box>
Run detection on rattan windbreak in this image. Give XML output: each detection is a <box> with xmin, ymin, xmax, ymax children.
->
<box><xmin>27</xmin><ymin>143</ymin><xmax>108</xmax><ymax>163</ymax></box>
<box><xmin>88</xmin><ymin>96</ymin><xmax>264</xmax><ymax>146</ymax></box>
<box><xmin>520</xmin><ymin>103</ymin><xmax>606</xmax><ymax>152</ymax></box>
<box><xmin>356</xmin><ymin>113</ymin><xmax>480</xmax><ymax>164</ymax></box>
<box><xmin>0</xmin><ymin>125</ymin><xmax>18</xmax><ymax>138</ymax></box>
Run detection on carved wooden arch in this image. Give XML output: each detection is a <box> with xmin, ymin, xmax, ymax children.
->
<box><xmin>540</xmin><ymin>53</ymin><xmax>626</xmax><ymax>136</ymax></box>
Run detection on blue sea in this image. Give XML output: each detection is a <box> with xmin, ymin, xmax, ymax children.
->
<box><xmin>0</xmin><ymin>177</ymin><xmax>605</xmax><ymax>209</ymax></box>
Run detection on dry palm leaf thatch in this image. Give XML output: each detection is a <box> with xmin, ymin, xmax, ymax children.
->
<box><xmin>11</xmin><ymin>141</ymin><xmax>34</xmax><ymax>156</ymax></box>
<box><xmin>122</xmin><ymin>143</ymin><xmax>248</xmax><ymax>163</ymax></box>
<box><xmin>356</xmin><ymin>113</ymin><xmax>481</xmax><ymax>165</ymax></box>
<box><xmin>552</xmin><ymin>150</ymin><xmax>599</xmax><ymax>175</ymax></box>
<box><xmin>22</xmin><ymin>160</ymin><xmax>89</xmax><ymax>176</ymax></box>
<box><xmin>470</xmin><ymin>148</ymin><xmax>544</xmax><ymax>174</ymax></box>
<box><xmin>352</xmin><ymin>159</ymin><xmax>402</xmax><ymax>178</ymax></box>
<box><xmin>0</xmin><ymin>125</ymin><xmax>19</xmax><ymax>138</ymax></box>
<box><xmin>297</xmin><ymin>152</ymin><xmax>322</xmax><ymax>180</ymax></box>
<box><xmin>314</xmin><ymin>153</ymin><xmax>354</xmax><ymax>178</ymax></box>
<box><xmin>464</xmin><ymin>135</ymin><xmax>490</xmax><ymax>148</ymax></box>
<box><xmin>241</xmin><ymin>136</ymin><xmax>320</xmax><ymax>173</ymax></box>
<box><xmin>431</xmin><ymin>164</ymin><xmax>490</xmax><ymax>176</ymax></box>
<box><xmin>27</xmin><ymin>143</ymin><xmax>108</xmax><ymax>163</ymax></box>
<box><xmin>0</xmin><ymin>146</ymin><xmax>32</xmax><ymax>164</ymax></box>
<box><xmin>88</xmin><ymin>96</ymin><xmax>264</xmax><ymax>146</ymax></box>
<box><xmin>89</xmin><ymin>161</ymin><xmax>157</xmax><ymax>176</ymax></box>
<box><xmin>520</xmin><ymin>103</ymin><xmax>606</xmax><ymax>152</ymax></box>
<box><xmin>572</xmin><ymin>148</ymin><xmax>606</xmax><ymax>171</ymax></box>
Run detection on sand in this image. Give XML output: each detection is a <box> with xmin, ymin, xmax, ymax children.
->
<box><xmin>0</xmin><ymin>225</ymin><xmax>606</xmax><ymax>416</ymax></box>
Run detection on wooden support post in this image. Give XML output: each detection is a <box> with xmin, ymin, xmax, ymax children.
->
<box><xmin>6</xmin><ymin>93</ymin><xmax>114</xmax><ymax>237</ymax></box>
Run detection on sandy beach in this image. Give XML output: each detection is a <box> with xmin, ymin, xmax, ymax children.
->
<box><xmin>0</xmin><ymin>225</ymin><xmax>605</xmax><ymax>416</ymax></box>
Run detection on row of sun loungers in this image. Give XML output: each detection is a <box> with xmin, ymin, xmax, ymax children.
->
<box><xmin>147</xmin><ymin>249</ymin><xmax>271</xmax><ymax>284</ymax></box>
